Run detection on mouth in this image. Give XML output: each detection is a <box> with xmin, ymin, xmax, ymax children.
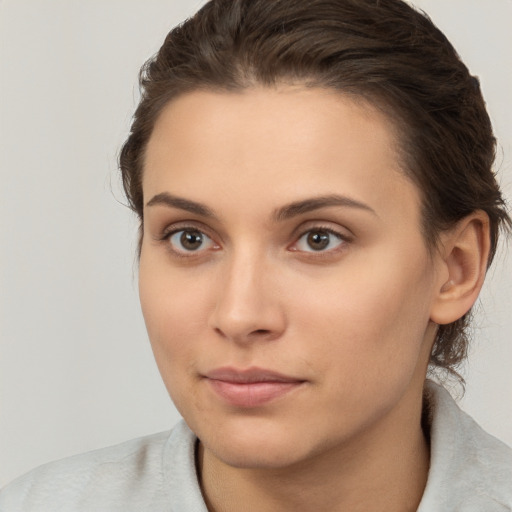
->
<box><xmin>203</xmin><ymin>367</ymin><xmax>306</xmax><ymax>408</ymax></box>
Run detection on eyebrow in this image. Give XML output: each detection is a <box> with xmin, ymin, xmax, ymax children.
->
<box><xmin>145</xmin><ymin>192</ymin><xmax>377</xmax><ymax>220</ymax></box>
<box><xmin>273</xmin><ymin>194</ymin><xmax>377</xmax><ymax>221</ymax></box>
<box><xmin>146</xmin><ymin>192</ymin><xmax>216</xmax><ymax>218</ymax></box>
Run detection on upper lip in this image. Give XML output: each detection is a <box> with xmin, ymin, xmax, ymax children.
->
<box><xmin>204</xmin><ymin>367</ymin><xmax>304</xmax><ymax>383</ymax></box>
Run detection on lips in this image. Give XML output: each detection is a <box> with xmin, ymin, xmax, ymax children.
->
<box><xmin>203</xmin><ymin>367</ymin><xmax>305</xmax><ymax>407</ymax></box>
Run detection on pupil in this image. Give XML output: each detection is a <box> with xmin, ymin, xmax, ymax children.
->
<box><xmin>181</xmin><ymin>230</ymin><xmax>203</xmax><ymax>250</ymax></box>
<box><xmin>307</xmin><ymin>231</ymin><xmax>329</xmax><ymax>250</ymax></box>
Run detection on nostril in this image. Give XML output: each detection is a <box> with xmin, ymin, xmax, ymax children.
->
<box><xmin>213</xmin><ymin>327</ymin><xmax>273</xmax><ymax>340</ymax></box>
<box><xmin>251</xmin><ymin>329</ymin><xmax>271</xmax><ymax>336</ymax></box>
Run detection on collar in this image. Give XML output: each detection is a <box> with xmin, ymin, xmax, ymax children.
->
<box><xmin>162</xmin><ymin>381</ymin><xmax>512</xmax><ymax>511</ymax></box>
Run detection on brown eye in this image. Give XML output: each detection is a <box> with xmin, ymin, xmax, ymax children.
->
<box><xmin>294</xmin><ymin>228</ymin><xmax>346</xmax><ymax>253</ymax></box>
<box><xmin>180</xmin><ymin>230</ymin><xmax>203</xmax><ymax>250</ymax></box>
<box><xmin>168</xmin><ymin>229</ymin><xmax>215</xmax><ymax>253</ymax></box>
<box><xmin>306</xmin><ymin>231</ymin><xmax>330</xmax><ymax>251</ymax></box>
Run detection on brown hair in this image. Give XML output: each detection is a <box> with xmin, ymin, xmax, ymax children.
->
<box><xmin>119</xmin><ymin>0</ymin><xmax>511</xmax><ymax>377</ymax></box>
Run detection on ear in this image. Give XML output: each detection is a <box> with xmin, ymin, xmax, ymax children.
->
<box><xmin>430</xmin><ymin>211</ymin><xmax>491</xmax><ymax>325</ymax></box>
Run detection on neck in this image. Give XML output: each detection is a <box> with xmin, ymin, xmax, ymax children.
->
<box><xmin>197</xmin><ymin>382</ymin><xmax>430</xmax><ymax>512</ymax></box>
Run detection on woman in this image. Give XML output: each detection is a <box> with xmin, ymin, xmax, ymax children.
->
<box><xmin>1</xmin><ymin>0</ymin><xmax>511</xmax><ymax>510</ymax></box>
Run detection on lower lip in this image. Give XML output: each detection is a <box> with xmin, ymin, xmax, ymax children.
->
<box><xmin>206</xmin><ymin>379</ymin><xmax>303</xmax><ymax>407</ymax></box>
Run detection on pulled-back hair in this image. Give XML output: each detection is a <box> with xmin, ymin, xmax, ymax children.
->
<box><xmin>119</xmin><ymin>0</ymin><xmax>510</xmax><ymax>377</ymax></box>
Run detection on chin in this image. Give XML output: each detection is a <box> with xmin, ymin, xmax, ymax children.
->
<box><xmin>194</xmin><ymin>415</ymin><xmax>315</xmax><ymax>470</ymax></box>
<box><xmin>207</xmin><ymin>436</ymin><xmax>307</xmax><ymax>470</ymax></box>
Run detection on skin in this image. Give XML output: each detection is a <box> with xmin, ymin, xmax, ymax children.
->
<box><xmin>139</xmin><ymin>86</ymin><xmax>489</xmax><ymax>512</ymax></box>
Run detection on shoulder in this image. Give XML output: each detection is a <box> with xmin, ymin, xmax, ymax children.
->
<box><xmin>0</xmin><ymin>422</ymin><xmax>196</xmax><ymax>512</ymax></box>
<box><xmin>419</xmin><ymin>381</ymin><xmax>512</xmax><ymax>511</ymax></box>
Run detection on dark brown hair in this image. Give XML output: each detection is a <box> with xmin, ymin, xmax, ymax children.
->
<box><xmin>119</xmin><ymin>0</ymin><xmax>510</xmax><ymax>376</ymax></box>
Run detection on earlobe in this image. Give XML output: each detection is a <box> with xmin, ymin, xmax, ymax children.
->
<box><xmin>430</xmin><ymin>211</ymin><xmax>490</xmax><ymax>325</ymax></box>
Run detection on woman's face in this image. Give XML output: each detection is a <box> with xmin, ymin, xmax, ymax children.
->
<box><xmin>139</xmin><ymin>87</ymin><xmax>442</xmax><ymax>469</ymax></box>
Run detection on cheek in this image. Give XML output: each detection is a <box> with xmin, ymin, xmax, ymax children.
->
<box><xmin>139</xmin><ymin>265</ymin><xmax>216</xmax><ymax>419</ymax></box>
<box><xmin>284</xmin><ymin>259</ymin><xmax>434</xmax><ymax>432</ymax></box>
<box><xmin>289</xmin><ymin>249</ymin><xmax>434</xmax><ymax>380</ymax></box>
<box><xmin>138</xmin><ymin>260</ymin><xmax>211</xmax><ymax>381</ymax></box>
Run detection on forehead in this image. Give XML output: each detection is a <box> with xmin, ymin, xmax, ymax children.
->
<box><xmin>143</xmin><ymin>86</ymin><xmax>420</xmax><ymax>225</ymax></box>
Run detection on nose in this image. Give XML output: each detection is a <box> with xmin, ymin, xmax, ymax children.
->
<box><xmin>208</xmin><ymin>250</ymin><xmax>287</xmax><ymax>344</ymax></box>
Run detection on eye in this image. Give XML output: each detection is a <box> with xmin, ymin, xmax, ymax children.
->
<box><xmin>293</xmin><ymin>228</ymin><xmax>346</xmax><ymax>253</ymax></box>
<box><xmin>167</xmin><ymin>229</ymin><xmax>216</xmax><ymax>254</ymax></box>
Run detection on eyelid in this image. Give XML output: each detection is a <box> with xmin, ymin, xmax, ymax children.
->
<box><xmin>154</xmin><ymin>220</ymin><xmax>352</xmax><ymax>257</ymax></box>
<box><xmin>291</xmin><ymin>220</ymin><xmax>353</xmax><ymax>242</ymax></box>
<box><xmin>288</xmin><ymin>223</ymin><xmax>352</xmax><ymax>254</ymax></box>
<box><xmin>158</xmin><ymin>221</ymin><xmax>222</xmax><ymax>257</ymax></box>
<box><xmin>158</xmin><ymin>220</ymin><xmax>219</xmax><ymax>242</ymax></box>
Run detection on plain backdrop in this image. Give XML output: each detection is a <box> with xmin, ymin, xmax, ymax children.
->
<box><xmin>1</xmin><ymin>0</ymin><xmax>511</xmax><ymax>487</ymax></box>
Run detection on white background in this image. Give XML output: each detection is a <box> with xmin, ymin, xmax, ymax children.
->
<box><xmin>1</xmin><ymin>0</ymin><xmax>511</xmax><ymax>487</ymax></box>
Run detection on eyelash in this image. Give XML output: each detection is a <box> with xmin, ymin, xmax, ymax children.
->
<box><xmin>159</xmin><ymin>225</ymin><xmax>219</xmax><ymax>258</ymax></box>
<box><xmin>158</xmin><ymin>224</ymin><xmax>351</xmax><ymax>258</ymax></box>
<box><xmin>291</xmin><ymin>226</ymin><xmax>350</xmax><ymax>255</ymax></box>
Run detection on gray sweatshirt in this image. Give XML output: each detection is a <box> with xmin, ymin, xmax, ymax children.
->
<box><xmin>1</xmin><ymin>381</ymin><xmax>511</xmax><ymax>511</ymax></box>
